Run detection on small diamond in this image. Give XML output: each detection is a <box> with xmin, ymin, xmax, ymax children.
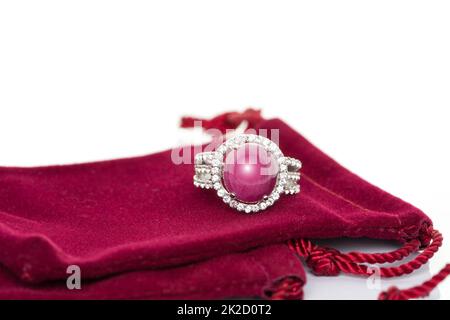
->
<box><xmin>269</xmin><ymin>143</ymin><xmax>277</xmax><ymax>152</ymax></box>
<box><xmin>276</xmin><ymin>186</ymin><xmax>284</xmax><ymax>193</ymax></box>
<box><xmin>213</xmin><ymin>182</ymin><xmax>221</xmax><ymax>190</ymax></box>
<box><xmin>230</xmin><ymin>200</ymin><xmax>238</xmax><ymax>208</ymax></box>
<box><xmin>212</xmin><ymin>159</ymin><xmax>221</xmax><ymax>167</ymax></box>
<box><xmin>217</xmin><ymin>189</ymin><xmax>225</xmax><ymax>197</ymax></box>
<box><xmin>280</xmin><ymin>164</ymin><xmax>287</xmax><ymax>171</ymax></box>
<box><xmin>251</xmin><ymin>205</ymin><xmax>259</xmax><ymax>212</ymax></box>
<box><xmin>244</xmin><ymin>205</ymin><xmax>252</xmax><ymax>213</ymax></box>
<box><xmin>205</xmin><ymin>154</ymin><xmax>213</xmax><ymax>164</ymax></box>
<box><xmin>236</xmin><ymin>135</ymin><xmax>246</xmax><ymax>144</ymax></box>
<box><xmin>237</xmin><ymin>203</ymin><xmax>244</xmax><ymax>211</ymax></box>
<box><xmin>212</xmin><ymin>175</ymin><xmax>220</xmax><ymax>182</ymax></box>
<box><xmin>259</xmin><ymin>202</ymin><xmax>267</xmax><ymax>210</ymax></box>
<box><xmin>223</xmin><ymin>195</ymin><xmax>231</xmax><ymax>203</ymax></box>
<box><xmin>211</xmin><ymin>167</ymin><xmax>220</xmax><ymax>174</ymax></box>
<box><xmin>217</xmin><ymin>145</ymin><xmax>226</xmax><ymax>154</ymax></box>
<box><xmin>272</xmin><ymin>192</ymin><xmax>280</xmax><ymax>200</ymax></box>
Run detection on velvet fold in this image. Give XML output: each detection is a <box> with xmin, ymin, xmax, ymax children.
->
<box><xmin>0</xmin><ymin>244</ymin><xmax>304</xmax><ymax>299</ymax></box>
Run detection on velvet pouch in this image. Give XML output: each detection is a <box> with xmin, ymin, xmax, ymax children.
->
<box><xmin>0</xmin><ymin>109</ymin><xmax>447</xmax><ymax>299</ymax></box>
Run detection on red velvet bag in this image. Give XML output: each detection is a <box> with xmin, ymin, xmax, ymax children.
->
<box><xmin>0</xmin><ymin>109</ymin><xmax>447</xmax><ymax>299</ymax></box>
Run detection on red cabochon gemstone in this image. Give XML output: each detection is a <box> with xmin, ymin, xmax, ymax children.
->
<box><xmin>223</xmin><ymin>143</ymin><xmax>279</xmax><ymax>203</ymax></box>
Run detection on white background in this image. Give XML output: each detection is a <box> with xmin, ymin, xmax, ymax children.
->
<box><xmin>0</xmin><ymin>1</ymin><xmax>449</xmax><ymax>299</ymax></box>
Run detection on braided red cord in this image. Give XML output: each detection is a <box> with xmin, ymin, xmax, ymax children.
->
<box><xmin>379</xmin><ymin>264</ymin><xmax>450</xmax><ymax>300</ymax></box>
<box><xmin>281</xmin><ymin>227</ymin><xmax>449</xmax><ymax>300</ymax></box>
<box><xmin>266</xmin><ymin>277</ymin><xmax>304</xmax><ymax>300</ymax></box>
<box><xmin>288</xmin><ymin>228</ymin><xmax>443</xmax><ymax>278</ymax></box>
<box><xmin>341</xmin><ymin>239</ymin><xmax>421</xmax><ymax>264</ymax></box>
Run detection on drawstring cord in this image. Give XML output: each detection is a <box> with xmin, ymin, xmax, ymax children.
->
<box><xmin>379</xmin><ymin>264</ymin><xmax>450</xmax><ymax>300</ymax></box>
<box><xmin>181</xmin><ymin>108</ymin><xmax>262</xmax><ymax>134</ymax></box>
<box><xmin>288</xmin><ymin>227</ymin><xmax>442</xmax><ymax>278</ymax></box>
<box><xmin>278</xmin><ymin>227</ymin><xmax>449</xmax><ymax>300</ymax></box>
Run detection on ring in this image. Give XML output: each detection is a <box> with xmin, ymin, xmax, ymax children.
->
<box><xmin>194</xmin><ymin>134</ymin><xmax>301</xmax><ymax>213</ymax></box>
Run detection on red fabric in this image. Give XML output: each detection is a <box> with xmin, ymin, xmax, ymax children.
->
<box><xmin>0</xmin><ymin>244</ymin><xmax>304</xmax><ymax>299</ymax></box>
<box><xmin>0</xmin><ymin>112</ymin><xmax>431</xmax><ymax>298</ymax></box>
<box><xmin>180</xmin><ymin>108</ymin><xmax>263</xmax><ymax>133</ymax></box>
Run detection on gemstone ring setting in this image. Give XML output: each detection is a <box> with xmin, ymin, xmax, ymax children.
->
<box><xmin>194</xmin><ymin>134</ymin><xmax>301</xmax><ymax>213</ymax></box>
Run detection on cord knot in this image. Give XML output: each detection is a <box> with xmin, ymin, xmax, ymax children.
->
<box><xmin>265</xmin><ymin>276</ymin><xmax>304</xmax><ymax>300</ymax></box>
<box><xmin>418</xmin><ymin>224</ymin><xmax>434</xmax><ymax>248</ymax></box>
<box><xmin>378</xmin><ymin>286</ymin><xmax>406</xmax><ymax>300</ymax></box>
<box><xmin>306</xmin><ymin>247</ymin><xmax>341</xmax><ymax>276</ymax></box>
